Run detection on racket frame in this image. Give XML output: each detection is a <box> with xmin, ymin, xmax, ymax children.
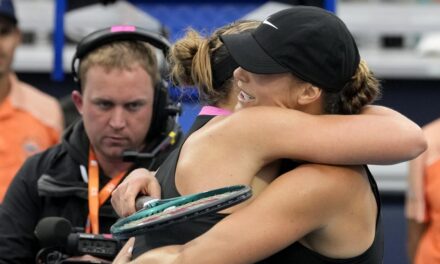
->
<box><xmin>111</xmin><ymin>185</ymin><xmax>251</xmax><ymax>239</ymax></box>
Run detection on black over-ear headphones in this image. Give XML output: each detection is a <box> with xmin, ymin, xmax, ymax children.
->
<box><xmin>71</xmin><ymin>25</ymin><xmax>180</xmax><ymax>143</ymax></box>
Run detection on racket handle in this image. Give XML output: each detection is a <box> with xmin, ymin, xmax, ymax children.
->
<box><xmin>135</xmin><ymin>196</ymin><xmax>160</xmax><ymax>211</ymax></box>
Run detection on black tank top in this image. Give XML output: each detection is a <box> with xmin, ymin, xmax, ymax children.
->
<box><xmin>133</xmin><ymin>115</ymin><xmax>384</xmax><ymax>263</ymax></box>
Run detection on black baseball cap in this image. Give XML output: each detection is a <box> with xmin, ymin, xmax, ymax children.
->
<box><xmin>221</xmin><ymin>6</ymin><xmax>360</xmax><ymax>92</ymax></box>
<box><xmin>0</xmin><ymin>0</ymin><xmax>17</xmax><ymax>25</ymax></box>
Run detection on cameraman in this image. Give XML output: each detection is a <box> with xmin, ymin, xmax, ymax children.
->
<box><xmin>0</xmin><ymin>26</ymin><xmax>182</xmax><ymax>263</ymax></box>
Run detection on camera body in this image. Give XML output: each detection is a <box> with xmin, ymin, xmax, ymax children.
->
<box><xmin>37</xmin><ymin>232</ymin><xmax>123</xmax><ymax>264</ymax></box>
<box><xmin>35</xmin><ymin>217</ymin><xmax>123</xmax><ymax>264</ymax></box>
<box><xmin>65</xmin><ymin>233</ymin><xmax>122</xmax><ymax>260</ymax></box>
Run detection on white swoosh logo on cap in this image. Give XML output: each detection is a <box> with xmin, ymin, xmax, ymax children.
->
<box><xmin>263</xmin><ymin>19</ymin><xmax>278</xmax><ymax>30</ymax></box>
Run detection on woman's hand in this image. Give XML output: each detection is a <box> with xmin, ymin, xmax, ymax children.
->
<box><xmin>111</xmin><ymin>169</ymin><xmax>161</xmax><ymax>217</ymax></box>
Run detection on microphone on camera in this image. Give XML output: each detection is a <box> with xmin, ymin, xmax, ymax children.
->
<box><xmin>35</xmin><ymin>217</ymin><xmax>122</xmax><ymax>260</ymax></box>
<box><xmin>35</xmin><ymin>216</ymin><xmax>72</xmax><ymax>249</ymax></box>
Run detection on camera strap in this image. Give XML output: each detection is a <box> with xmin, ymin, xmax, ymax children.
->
<box><xmin>86</xmin><ymin>147</ymin><xmax>125</xmax><ymax>234</ymax></box>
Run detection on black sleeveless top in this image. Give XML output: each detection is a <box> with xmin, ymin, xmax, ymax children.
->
<box><xmin>133</xmin><ymin>115</ymin><xmax>384</xmax><ymax>263</ymax></box>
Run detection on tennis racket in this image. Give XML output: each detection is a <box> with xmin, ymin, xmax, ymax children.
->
<box><xmin>110</xmin><ymin>185</ymin><xmax>252</xmax><ymax>239</ymax></box>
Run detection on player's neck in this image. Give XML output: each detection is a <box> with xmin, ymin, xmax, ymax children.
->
<box><xmin>95</xmin><ymin>153</ymin><xmax>132</xmax><ymax>178</ymax></box>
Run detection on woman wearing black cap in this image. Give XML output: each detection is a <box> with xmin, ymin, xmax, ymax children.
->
<box><xmin>113</xmin><ymin>7</ymin><xmax>426</xmax><ymax>264</ymax></box>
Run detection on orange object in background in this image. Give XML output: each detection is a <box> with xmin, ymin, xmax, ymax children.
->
<box><xmin>414</xmin><ymin>160</ymin><xmax>440</xmax><ymax>264</ymax></box>
<box><xmin>0</xmin><ymin>74</ymin><xmax>63</xmax><ymax>201</ymax></box>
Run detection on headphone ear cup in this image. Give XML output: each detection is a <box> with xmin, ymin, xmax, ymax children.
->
<box><xmin>147</xmin><ymin>80</ymin><xmax>169</xmax><ymax>140</ymax></box>
<box><xmin>156</xmin><ymin>49</ymin><xmax>169</xmax><ymax>82</ymax></box>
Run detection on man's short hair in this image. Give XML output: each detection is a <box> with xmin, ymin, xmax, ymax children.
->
<box><xmin>78</xmin><ymin>40</ymin><xmax>159</xmax><ymax>90</ymax></box>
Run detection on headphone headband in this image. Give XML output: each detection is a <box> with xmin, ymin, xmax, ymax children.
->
<box><xmin>71</xmin><ymin>25</ymin><xmax>171</xmax><ymax>82</ymax></box>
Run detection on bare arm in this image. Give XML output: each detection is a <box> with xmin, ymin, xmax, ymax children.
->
<box><xmin>222</xmin><ymin>105</ymin><xmax>426</xmax><ymax>165</ymax></box>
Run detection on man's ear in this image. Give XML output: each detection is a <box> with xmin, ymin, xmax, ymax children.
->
<box><xmin>297</xmin><ymin>84</ymin><xmax>322</xmax><ymax>106</ymax></box>
<box><xmin>71</xmin><ymin>90</ymin><xmax>84</xmax><ymax>115</ymax></box>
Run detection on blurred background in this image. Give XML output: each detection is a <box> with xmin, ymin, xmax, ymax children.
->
<box><xmin>13</xmin><ymin>1</ymin><xmax>440</xmax><ymax>263</ymax></box>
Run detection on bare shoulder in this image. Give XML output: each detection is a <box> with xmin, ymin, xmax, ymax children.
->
<box><xmin>176</xmin><ymin>115</ymin><xmax>262</xmax><ymax>193</ymax></box>
<box><xmin>185</xmin><ymin>115</ymin><xmax>235</xmax><ymax>147</ymax></box>
<box><xmin>189</xmin><ymin>113</ymin><xmax>262</xmax><ymax>153</ymax></box>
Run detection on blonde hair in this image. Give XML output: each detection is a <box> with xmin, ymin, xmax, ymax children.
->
<box><xmin>323</xmin><ymin>59</ymin><xmax>381</xmax><ymax>114</ymax></box>
<box><xmin>169</xmin><ymin>20</ymin><xmax>260</xmax><ymax>105</ymax></box>
<box><xmin>79</xmin><ymin>41</ymin><xmax>159</xmax><ymax>90</ymax></box>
